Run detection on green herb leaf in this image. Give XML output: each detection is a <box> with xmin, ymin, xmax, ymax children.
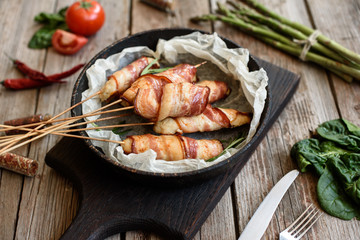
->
<box><xmin>140</xmin><ymin>58</ymin><xmax>173</xmax><ymax>76</ymax></box>
<box><xmin>112</xmin><ymin>128</ymin><xmax>132</xmax><ymax>136</ymax></box>
<box><xmin>141</xmin><ymin>58</ymin><xmax>158</xmax><ymax>76</ymax></box>
<box><xmin>206</xmin><ymin>136</ymin><xmax>245</xmax><ymax>162</ymax></box>
<box><xmin>142</xmin><ymin>67</ymin><xmax>173</xmax><ymax>75</ymax></box>
<box><xmin>91</xmin><ymin>122</ymin><xmax>101</xmax><ymax>131</ymax></box>
<box><xmin>111</xmin><ymin>120</ymin><xmax>132</xmax><ymax>136</ymax></box>
<box><xmin>34</xmin><ymin>7</ymin><xmax>68</xmax><ymax>23</ymax></box>
<box><xmin>28</xmin><ymin>7</ymin><xmax>69</xmax><ymax>49</ymax></box>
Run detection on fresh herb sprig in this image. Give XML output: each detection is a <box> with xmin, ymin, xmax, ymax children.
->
<box><xmin>140</xmin><ymin>58</ymin><xmax>172</xmax><ymax>76</ymax></box>
<box><xmin>28</xmin><ymin>7</ymin><xmax>69</xmax><ymax>49</ymax></box>
<box><xmin>112</xmin><ymin>121</ymin><xmax>132</xmax><ymax>136</ymax></box>
<box><xmin>206</xmin><ymin>135</ymin><xmax>245</xmax><ymax>162</ymax></box>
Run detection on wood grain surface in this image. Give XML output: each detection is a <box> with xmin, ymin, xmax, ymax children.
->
<box><xmin>0</xmin><ymin>0</ymin><xmax>359</xmax><ymax>240</ymax></box>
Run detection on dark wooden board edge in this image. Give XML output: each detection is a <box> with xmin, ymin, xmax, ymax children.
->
<box><xmin>45</xmin><ymin>58</ymin><xmax>300</xmax><ymax>240</ymax></box>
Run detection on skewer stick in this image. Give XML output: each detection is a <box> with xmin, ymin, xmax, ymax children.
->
<box><xmin>0</xmin><ymin>97</ymin><xmax>134</xmax><ymax>152</ymax></box>
<box><xmin>0</xmin><ymin>136</ymin><xmax>17</xmax><ymax>143</ymax></box>
<box><xmin>0</xmin><ymin>91</ymin><xmax>101</xmax><ymax>154</ymax></box>
<box><xmin>2</xmin><ymin>128</ymin><xmax>125</xmax><ymax>145</ymax></box>
<box><xmin>56</xmin><ymin>122</ymin><xmax>154</xmax><ymax>133</ymax></box>
<box><xmin>0</xmin><ymin>96</ymin><xmax>126</xmax><ymax>132</ymax></box>
<box><xmin>0</xmin><ymin>119</ymin><xmax>77</xmax><ymax>155</ymax></box>
<box><xmin>0</xmin><ymin>94</ymin><xmax>129</xmax><ymax>146</ymax></box>
<box><xmin>0</xmin><ymin>108</ymin><xmax>133</xmax><ymax>133</ymax></box>
<box><xmin>194</xmin><ymin>61</ymin><xmax>207</xmax><ymax>68</ymax></box>
<box><xmin>49</xmin><ymin>132</ymin><xmax>124</xmax><ymax>145</ymax></box>
<box><xmin>0</xmin><ymin>113</ymin><xmax>131</xmax><ymax>138</ymax></box>
<box><xmin>0</xmin><ymin>117</ymin><xmax>79</xmax><ymax>148</ymax></box>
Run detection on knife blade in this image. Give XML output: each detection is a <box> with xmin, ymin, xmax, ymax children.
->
<box><xmin>238</xmin><ymin>169</ymin><xmax>299</xmax><ymax>240</ymax></box>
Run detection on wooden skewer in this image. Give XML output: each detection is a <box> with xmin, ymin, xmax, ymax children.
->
<box><xmin>0</xmin><ymin>136</ymin><xmax>16</xmax><ymax>143</ymax></box>
<box><xmin>1</xmin><ymin>129</ymin><xmax>125</xmax><ymax>145</ymax></box>
<box><xmin>0</xmin><ymin>112</ymin><xmax>148</xmax><ymax>149</ymax></box>
<box><xmin>195</xmin><ymin>61</ymin><xmax>207</xmax><ymax>68</ymax></box>
<box><xmin>0</xmin><ymin>97</ymin><xmax>128</xmax><ymax>132</ymax></box>
<box><xmin>0</xmin><ymin>113</ymin><xmax>131</xmax><ymax>138</ymax></box>
<box><xmin>56</xmin><ymin>122</ymin><xmax>154</xmax><ymax>133</ymax></box>
<box><xmin>0</xmin><ymin>117</ymin><xmax>79</xmax><ymax>148</ymax></box>
<box><xmin>51</xmin><ymin>132</ymin><xmax>124</xmax><ymax>145</ymax></box>
<box><xmin>0</xmin><ymin>91</ymin><xmax>101</xmax><ymax>154</ymax></box>
<box><xmin>0</xmin><ymin>107</ymin><xmax>133</xmax><ymax>133</ymax></box>
<box><xmin>0</xmin><ymin>118</ymin><xmax>78</xmax><ymax>154</ymax></box>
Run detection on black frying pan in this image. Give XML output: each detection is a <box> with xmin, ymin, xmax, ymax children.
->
<box><xmin>71</xmin><ymin>28</ymin><xmax>271</xmax><ymax>186</ymax></box>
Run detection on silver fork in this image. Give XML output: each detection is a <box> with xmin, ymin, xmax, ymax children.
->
<box><xmin>279</xmin><ymin>204</ymin><xmax>323</xmax><ymax>240</ymax></box>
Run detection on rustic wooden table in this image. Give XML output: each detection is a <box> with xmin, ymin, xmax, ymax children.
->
<box><xmin>0</xmin><ymin>0</ymin><xmax>359</xmax><ymax>239</ymax></box>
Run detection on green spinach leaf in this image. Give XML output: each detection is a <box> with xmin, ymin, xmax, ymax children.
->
<box><xmin>317</xmin><ymin>168</ymin><xmax>360</xmax><ymax>220</ymax></box>
<box><xmin>328</xmin><ymin>154</ymin><xmax>360</xmax><ymax>205</ymax></box>
<box><xmin>317</xmin><ymin>119</ymin><xmax>360</xmax><ymax>152</ymax></box>
<box><xmin>291</xmin><ymin>118</ymin><xmax>360</xmax><ymax>220</ymax></box>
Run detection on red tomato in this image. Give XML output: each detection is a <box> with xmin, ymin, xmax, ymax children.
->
<box><xmin>52</xmin><ymin>30</ymin><xmax>88</xmax><ymax>55</ymax></box>
<box><xmin>66</xmin><ymin>0</ymin><xmax>105</xmax><ymax>36</ymax></box>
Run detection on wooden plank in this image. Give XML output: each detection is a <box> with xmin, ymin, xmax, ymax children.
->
<box><xmin>0</xmin><ymin>0</ymin><xmax>50</xmax><ymax>239</ymax></box>
<box><xmin>307</xmin><ymin>0</ymin><xmax>360</xmax><ymax>126</ymax></box>
<box><xmin>6</xmin><ymin>0</ymin><xmax>131</xmax><ymax>239</ymax></box>
<box><xmin>206</xmin><ymin>0</ymin><xmax>360</xmax><ymax>239</ymax></box>
<box><xmin>306</xmin><ymin>0</ymin><xmax>360</xmax><ymax>239</ymax></box>
<box><xmin>131</xmin><ymin>0</ymin><xmax>211</xmax><ymax>33</ymax></box>
<box><xmin>197</xmin><ymin>189</ymin><xmax>237</xmax><ymax>240</ymax></box>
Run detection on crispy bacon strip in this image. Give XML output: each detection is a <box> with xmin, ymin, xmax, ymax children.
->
<box><xmin>121</xmin><ymin>63</ymin><xmax>199</xmax><ymax>105</ymax></box>
<box><xmin>157</xmin><ymin>82</ymin><xmax>210</xmax><ymax>121</ymax></box>
<box><xmin>155</xmin><ymin>63</ymin><xmax>197</xmax><ymax>83</ymax></box>
<box><xmin>134</xmin><ymin>82</ymin><xmax>210</xmax><ymax>121</ymax></box>
<box><xmin>121</xmin><ymin>134</ymin><xmax>223</xmax><ymax>161</ymax></box>
<box><xmin>196</xmin><ymin>80</ymin><xmax>230</xmax><ymax>103</ymax></box>
<box><xmin>100</xmin><ymin>56</ymin><xmax>157</xmax><ymax>102</ymax></box>
<box><xmin>122</xmin><ymin>78</ymin><xmax>229</xmax><ymax>106</ymax></box>
<box><xmin>153</xmin><ymin>105</ymin><xmax>252</xmax><ymax>134</ymax></box>
<box><xmin>121</xmin><ymin>74</ymin><xmax>171</xmax><ymax>105</ymax></box>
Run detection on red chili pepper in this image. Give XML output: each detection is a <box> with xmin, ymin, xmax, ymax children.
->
<box><xmin>47</xmin><ymin>63</ymin><xmax>85</xmax><ymax>82</ymax></box>
<box><xmin>1</xmin><ymin>78</ymin><xmax>64</xmax><ymax>90</ymax></box>
<box><xmin>8</xmin><ymin>56</ymin><xmax>84</xmax><ymax>82</ymax></box>
<box><xmin>12</xmin><ymin>59</ymin><xmax>49</xmax><ymax>81</ymax></box>
<box><xmin>4</xmin><ymin>57</ymin><xmax>84</xmax><ymax>90</ymax></box>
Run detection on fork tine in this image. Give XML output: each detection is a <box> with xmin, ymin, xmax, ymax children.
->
<box><xmin>295</xmin><ymin>209</ymin><xmax>323</xmax><ymax>239</ymax></box>
<box><xmin>288</xmin><ymin>205</ymin><xmax>316</xmax><ymax>235</ymax></box>
<box><xmin>280</xmin><ymin>204</ymin><xmax>322</xmax><ymax>240</ymax></box>
<box><xmin>285</xmin><ymin>204</ymin><xmax>313</xmax><ymax>231</ymax></box>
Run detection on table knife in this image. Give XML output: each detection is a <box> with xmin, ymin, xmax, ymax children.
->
<box><xmin>238</xmin><ymin>169</ymin><xmax>299</xmax><ymax>240</ymax></box>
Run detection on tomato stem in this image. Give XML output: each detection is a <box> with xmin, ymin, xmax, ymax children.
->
<box><xmin>80</xmin><ymin>0</ymin><xmax>93</xmax><ymax>10</ymax></box>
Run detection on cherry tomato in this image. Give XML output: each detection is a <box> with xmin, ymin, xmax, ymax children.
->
<box><xmin>52</xmin><ymin>29</ymin><xmax>88</xmax><ymax>55</ymax></box>
<box><xmin>66</xmin><ymin>0</ymin><xmax>105</xmax><ymax>36</ymax></box>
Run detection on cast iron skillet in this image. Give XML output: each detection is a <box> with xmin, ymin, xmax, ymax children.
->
<box><xmin>71</xmin><ymin>28</ymin><xmax>271</xmax><ymax>186</ymax></box>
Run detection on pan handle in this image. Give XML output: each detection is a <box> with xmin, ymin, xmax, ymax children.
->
<box><xmin>60</xmin><ymin>205</ymin><xmax>187</xmax><ymax>240</ymax></box>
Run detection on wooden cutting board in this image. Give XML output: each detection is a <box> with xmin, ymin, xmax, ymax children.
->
<box><xmin>45</xmin><ymin>58</ymin><xmax>300</xmax><ymax>240</ymax></box>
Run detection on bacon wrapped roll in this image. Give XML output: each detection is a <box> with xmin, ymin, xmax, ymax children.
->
<box><xmin>155</xmin><ymin>63</ymin><xmax>197</xmax><ymax>83</ymax></box>
<box><xmin>120</xmin><ymin>134</ymin><xmax>223</xmax><ymax>161</ymax></box>
<box><xmin>134</xmin><ymin>82</ymin><xmax>210</xmax><ymax>121</ymax></box>
<box><xmin>121</xmin><ymin>74</ymin><xmax>171</xmax><ymax>105</ymax></box>
<box><xmin>153</xmin><ymin>105</ymin><xmax>252</xmax><ymax>134</ymax></box>
<box><xmin>122</xmin><ymin>77</ymin><xmax>229</xmax><ymax>106</ymax></box>
<box><xmin>196</xmin><ymin>80</ymin><xmax>230</xmax><ymax>103</ymax></box>
<box><xmin>100</xmin><ymin>56</ymin><xmax>157</xmax><ymax>102</ymax></box>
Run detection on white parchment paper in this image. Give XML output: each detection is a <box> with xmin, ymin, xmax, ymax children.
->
<box><xmin>81</xmin><ymin>32</ymin><xmax>268</xmax><ymax>173</ymax></box>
